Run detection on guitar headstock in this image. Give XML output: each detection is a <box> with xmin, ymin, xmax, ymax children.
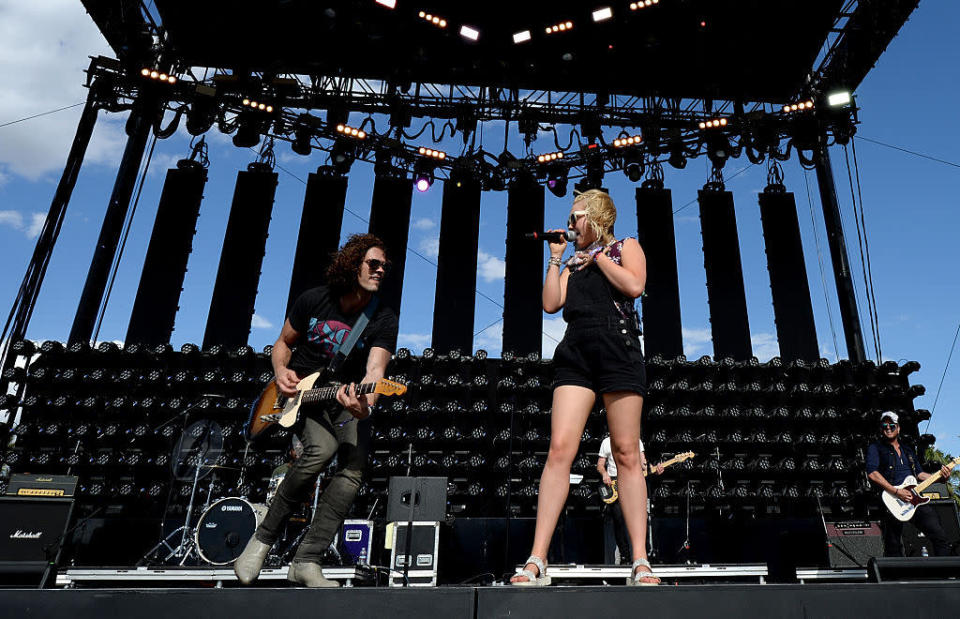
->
<box><xmin>375</xmin><ymin>377</ymin><xmax>408</xmax><ymax>397</ymax></box>
<box><xmin>676</xmin><ymin>451</ymin><xmax>696</xmax><ymax>462</ymax></box>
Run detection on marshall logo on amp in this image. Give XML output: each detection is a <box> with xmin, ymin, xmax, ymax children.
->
<box><xmin>0</xmin><ymin>497</ymin><xmax>74</xmax><ymax>569</ymax></box>
<box><xmin>10</xmin><ymin>530</ymin><xmax>43</xmax><ymax>539</ymax></box>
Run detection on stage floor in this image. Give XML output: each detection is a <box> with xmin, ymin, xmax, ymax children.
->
<box><xmin>3</xmin><ymin>582</ymin><xmax>960</xmax><ymax>619</ymax></box>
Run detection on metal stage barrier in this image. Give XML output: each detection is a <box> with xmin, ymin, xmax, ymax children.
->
<box><xmin>55</xmin><ymin>565</ymin><xmax>371</xmax><ymax>588</ymax></box>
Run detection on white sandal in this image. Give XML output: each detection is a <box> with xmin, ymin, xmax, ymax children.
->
<box><xmin>511</xmin><ymin>555</ymin><xmax>551</xmax><ymax>587</ymax></box>
<box><xmin>627</xmin><ymin>558</ymin><xmax>661</xmax><ymax>586</ymax></box>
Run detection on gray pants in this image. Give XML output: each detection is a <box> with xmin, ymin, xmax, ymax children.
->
<box><xmin>255</xmin><ymin>408</ymin><xmax>369</xmax><ymax>563</ymax></box>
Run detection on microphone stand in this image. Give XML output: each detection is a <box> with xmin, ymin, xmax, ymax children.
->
<box><xmin>402</xmin><ymin>443</ymin><xmax>415</xmax><ymax>587</ymax></box>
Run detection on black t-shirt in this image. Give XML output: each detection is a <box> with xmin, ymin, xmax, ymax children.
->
<box><xmin>286</xmin><ymin>285</ymin><xmax>399</xmax><ymax>382</ymax></box>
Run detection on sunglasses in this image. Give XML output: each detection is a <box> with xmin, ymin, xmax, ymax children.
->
<box><xmin>568</xmin><ymin>210</ymin><xmax>587</xmax><ymax>228</ymax></box>
<box><xmin>881</xmin><ymin>423</ymin><xmax>898</xmax><ymax>430</ymax></box>
<box><xmin>364</xmin><ymin>258</ymin><xmax>391</xmax><ymax>273</ymax></box>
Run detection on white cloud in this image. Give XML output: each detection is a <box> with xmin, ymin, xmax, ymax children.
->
<box><xmin>541</xmin><ymin>316</ymin><xmax>566</xmax><ymax>358</ymax></box>
<box><xmin>418</xmin><ymin>237</ymin><xmax>440</xmax><ymax>259</ymax></box>
<box><xmin>477</xmin><ymin>250</ymin><xmax>505</xmax><ymax>283</ymax></box>
<box><xmin>474</xmin><ymin>320</ymin><xmax>503</xmax><ymax>355</ymax></box>
<box><xmin>750</xmin><ymin>332</ymin><xmax>780</xmax><ymax>361</ymax></box>
<box><xmin>25</xmin><ymin>213</ymin><xmax>45</xmax><ymax>239</ymax></box>
<box><xmin>0</xmin><ymin>210</ymin><xmax>45</xmax><ymax>239</ymax></box>
<box><xmin>397</xmin><ymin>332</ymin><xmax>431</xmax><ymax>351</ymax></box>
<box><xmin>682</xmin><ymin>327</ymin><xmax>713</xmax><ymax>358</ymax></box>
<box><xmin>0</xmin><ymin>2</ymin><xmax>124</xmax><ymax>182</ymax></box>
<box><xmin>412</xmin><ymin>217</ymin><xmax>436</xmax><ymax>230</ymax></box>
<box><xmin>819</xmin><ymin>344</ymin><xmax>838</xmax><ymax>363</ymax></box>
<box><xmin>250</xmin><ymin>314</ymin><xmax>274</xmax><ymax>329</ymax></box>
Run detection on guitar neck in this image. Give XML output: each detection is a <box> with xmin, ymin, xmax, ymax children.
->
<box><xmin>914</xmin><ymin>458</ymin><xmax>960</xmax><ymax>493</ymax></box>
<box><xmin>644</xmin><ymin>454</ymin><xmax>689</xmax><ymax>476</ymax></box>
<box><xmin>301</xmin><ymin>381</ymin><xmax>377</xmax><ymax>404</ymax></box>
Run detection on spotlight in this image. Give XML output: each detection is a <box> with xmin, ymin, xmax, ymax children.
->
<box><xmin>827</xmin><ymin>91</ymin><xmax>852</xmax><ymax>107</ymax></box>
<box><xmin>630</xmin><ymin>0</ymin><xmax>660</xmax><ymax>9</ymax></box>
<box><xmin>413</xmin><ymin>158</ymin><xmax>435</xmax><ymax>192</ymax></box>
<box><xmin>460</xmin><ymin>25</ymin><xmax>480</xmax><ymax>41</ymax></box>
<box><xmin>375</xmin><ymin>0</ymin><xmax>396</xmax><ymax>7</ymax></box>
<box><xmin>140</xmin><ymin>68</ymin><xmax>178</xmax><ymax>84</ymax></box>
<box><xmin>513</xmin><ymin>30</ymin><xmax>532</xmax><ymax>44</ymax></box>
<box><xmin>292</xmin><ymin>124</ymin><xmax>312</xmax><ymax>156</ymax></box>
<box><xmin>536</xmin><ymin>151</ymin><xmax>565</xmax><ymax>163</ymax></box>
<box><xmin>781</xmin><ymin>100</ymin><xmax>815</xmax><ymax>114</ymax></box>
<box><xmin>706</xmin><ymin>132</ymin><xmax>730</xmax><ymax>168</ymax></box>
<box><xmin>335</xmin><ymin>123</ymin><xmax>367</xmax><ymax>139</ymax></box>
<box><xmin>241</xmin><ymin>98</ymin><xmax>274</xmax><ymax>114</ymax></box>
<box><xmin>545</xmin><ymin>21</ymin><xmax>574</xmax><ymax>34</ymax></box>
<box><xmin>612</xmin><ymin>135</ymin><xmax>642</xmax><ymax>148</ymax></box>
<box><xmin>186</xmin><ymin>85</ymin><xmax>217</xmax><ymax>136</ymax></box>
<box><xmin>592</xmin><ymin>7</ymin><xmax>613</xmax><ymax>22</ymax></box>
<box><xmin>233</xmin><ymin>117</ymin><xmax>261</xmax><ymax>148</ymax></box>
<box><xmin>417</xmin><ymin>146</ymin><xmax>446</xmax><ymax>160</ymax></box>
<box><xmin>668</xmin><ymin>141</ymin><xmax>687</xmax><ymax>169</ymax></box>
<box><xmin>546</xmin><ymin>165</ymin><xmax>568</xmax><ymax>197</ymax></box>
<box><xmin>623</xmin><ymin>153</ymin><xmax>644</xmax><ymax>182</ymax></box>
<box><xmin>417</xmin><ymin>11</ymin><xmax>448</xmax><ymax>28</ymax></box>
<box><xmin>330</xmin><ymin>138</ymin><xmax>356</xmax><ymax>174</ymax></box>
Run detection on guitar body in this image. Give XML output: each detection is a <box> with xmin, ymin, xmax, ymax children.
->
<box><xmin>245</xmin><ymin>372</ymin><xmax>407</xmax><ymax>441</ymax></box>
<box><xmin>881</xmin><ymin>476</ymin><xmax>931</xmax><ymax>522</ymax></box>
<box><xmin>597</xmin><ymin>452</ymin><xmax>696</xmax><ymax>504</ymax></box>
<box><xmin>245</xmin><ymin>372</ymin><xmax>324</xmax><ymax>441</ymax></box>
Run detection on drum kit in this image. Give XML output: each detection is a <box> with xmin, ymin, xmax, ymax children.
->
<box><xmin>139</xmin><ymin>415</ymin><xmax>322</xmax><ymax>567</ymax></box>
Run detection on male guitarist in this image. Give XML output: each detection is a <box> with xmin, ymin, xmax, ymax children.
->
<box><xmin>866</xmin><ymin>411</ymin><xmax>953</xmax><ymax>557</ymax></box>
<box><xmin>597</xmin><ymin>436</ymin><xmax>663</xmax><ymax>564</ymax></box>
<box><xmin>235</xmin><ymin>234</ymin><xmax>399</xmax><ymax>587</ymax></box>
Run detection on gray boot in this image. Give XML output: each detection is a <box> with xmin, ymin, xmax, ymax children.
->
<box><xmin>234</xmin><ymin>537</ymin><xmax>271</xmax><ymax>585</ymax></box>
<box><xmin>287</xmin><ymin>561</ymin><xmax>339</xmax><ymax>588</ymax></box>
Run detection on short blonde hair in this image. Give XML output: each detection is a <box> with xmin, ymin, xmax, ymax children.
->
<box><xmin>574</xmin><ymin>189</ymin><xmax>616</xmax><ymax>245</ymax></box>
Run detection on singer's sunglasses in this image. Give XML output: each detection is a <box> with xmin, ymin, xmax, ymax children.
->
<box><xmin>364</xmin><ymin>258</ymin><xmax>392</xmax><ymax>273</ymax></box>
<box><xmin>881</xmin><ymin>423</ymin><xmax>898</xmax><ymax>430</ymax></box>
<box><xmin>568</xmin><ymin>210</ymin><xmax>587</xmax><ymax>228</ymax></box>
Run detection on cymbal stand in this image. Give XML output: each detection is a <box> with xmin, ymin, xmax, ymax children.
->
<box><xmin>138</xmin><ymin>458</ymin><xmax>208</xmax><ymax>566</ymax></box>
<box><xmin>678</xmin><ymin>479</ymin><xmax>693</xmax><ymax>564</ymax></box>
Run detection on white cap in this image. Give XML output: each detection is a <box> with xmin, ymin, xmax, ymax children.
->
<box><xmin>880</xmin><ymin>411</ymin><xmax>899</xmax><ymax>424</ymax></box>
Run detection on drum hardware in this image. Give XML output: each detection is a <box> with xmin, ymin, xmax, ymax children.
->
<box><xmin>138</xmin><ymin>417</ymin><xmax>225</xmax><ymax>566</ymax></box>
<box><xmin>195</xmin><ymin>497</ymin><xmax>266</xmax><ymax>565</ymax></box>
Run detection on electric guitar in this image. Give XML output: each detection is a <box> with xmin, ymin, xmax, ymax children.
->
<box><xmin>245</xmin><ymin>371</ymin><xmax>407</xmax><ymax>441</ymax></box>
<box><xmin>600</xmin><ymin>451</ymin><xmax>696</xmax><ymax>504</ymax></box>
<box><xmin>881</xmin><ymin>456</ymin><xmax>960</xmax><ymax>521</ymax></box>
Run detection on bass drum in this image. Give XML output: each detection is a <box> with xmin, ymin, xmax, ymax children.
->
<box><xmin>195</xmin><ymin>497</ymin><xmax>267</xmax><ymax>565</ymax></box>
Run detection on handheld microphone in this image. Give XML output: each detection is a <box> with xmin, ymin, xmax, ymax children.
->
<box><xmin>524</xmin><ymin>230</ymin><xmax>578</xmax><ymax>243</ymax></box>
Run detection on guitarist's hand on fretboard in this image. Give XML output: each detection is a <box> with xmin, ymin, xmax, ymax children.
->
<box><xmin>336</xmin><ymin>382</ymin><xmax>370</xmax><ymax>420</ymax></box>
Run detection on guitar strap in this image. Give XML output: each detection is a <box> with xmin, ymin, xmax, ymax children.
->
<box><xmin>326</xmin><ymin>294</ymin><xmax>380</xmax><ymax>375</ymax></box>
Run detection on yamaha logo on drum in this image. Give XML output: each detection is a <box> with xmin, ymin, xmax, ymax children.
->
<box><xmin>221</xmin><ymin>505</ymin><xmax>243</xmax><ymax>512</ymax></box>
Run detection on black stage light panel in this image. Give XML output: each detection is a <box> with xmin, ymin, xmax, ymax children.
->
<box><xmin>636</xmin><ymin>186</ymin><xmax>683</xmax><ymax>358</ymax></box>
<box><xmin>503</xmin><ymin>176</ymin><xmax>544</xmax><ymax>356</ymax></box>
<box><xmin>368</xmin><ymin>175</ymin><xmax>414</xmax><ymax>316</ymax></box>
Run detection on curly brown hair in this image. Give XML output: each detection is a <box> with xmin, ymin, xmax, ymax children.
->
<box><xmin>325</xmin><ymin>233</ymin><xmax>387</xmax><ymax>295</ymax></box>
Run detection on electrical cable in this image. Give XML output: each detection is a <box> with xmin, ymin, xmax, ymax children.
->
<box><xmin>803</xmin><ymin>169</ymin><xmax>840</xmax><ymax>361</ymax></box>
<box><xmin>850</xmin><ymin>138</ymin><xmax>883</xmax><ymax>360</ymax></box>
<box><xmin>842</xmin><ymin>143</ymin><xmax>881</xmax><ymax>362</ymax></box>
<box><xmin>856</xmin><ymin>135</ymin><xmax>960</xmax><ymax>170</ymax></box>
<box><xmin>0</xmin><ymin>102</ymin><xmax>85</xmax><ymax>129</ymax></box>
<box><xmin>92</xmin><ymin>132</ymin><xmax>157</xmax><ymax>344</ymax></box>
<box><xmin>925</xmin><ymin>319</ymin><xmax>960</xmax><ymax>434</ymax></box>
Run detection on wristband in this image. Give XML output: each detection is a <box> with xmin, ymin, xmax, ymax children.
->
<box><xmin>547</xmin><ymin>256</ymin><xmax>563</xmax><ymax>267</ymax></box>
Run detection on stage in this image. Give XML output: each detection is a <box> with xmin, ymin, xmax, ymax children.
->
<box><xmin>4</xmin><ymin>582</ymin><xmax>960</xmax><ymax>619</ymax></box>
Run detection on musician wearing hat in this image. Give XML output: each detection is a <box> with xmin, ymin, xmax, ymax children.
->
<box><xmin>865</xmin><ymin>411</ymin><xmax>953</xmax><ymax>556</ymax></box>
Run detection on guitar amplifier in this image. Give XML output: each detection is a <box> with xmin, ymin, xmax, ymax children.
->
<box><xmin>825</xmin><ymin>520</ymin><xmax>884</xmax><ymax>568</ymax></box>
<box><xmin>388</xmin><ymin>521</ymin><xmax>440</xmax><ymax>587</ymax></box>
<box><xmin>0</xmin><ymin>497</ymin><xmax>74</xmax><ymax>574</ymax></box>
<box><xmin>386</xmin><ymin>476</ymin><xmax>447</xmax><ymax>522</ymax></box>
<box><xmin>5</xmin><ymin>474</ymin><xmax>78</xmax><ymax>498</ymax></box>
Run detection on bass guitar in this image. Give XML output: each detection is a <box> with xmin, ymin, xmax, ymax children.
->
<box><xmin>245</xmin><ymin>371</ymin><xmax>407</xmax><ymax>441</ymax></box>
<box><xmin>881</xmin><ymin>456</ymin><xmax>960</xmax><ymax>521</ymax></box>
<box><xmin>600</xmin><ymin>451</ymin><xmax>696</xmax><ymax>504</ymax></box>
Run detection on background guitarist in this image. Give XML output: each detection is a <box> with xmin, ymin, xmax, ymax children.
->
<box><xmin>235</xmin><ymin>234</ymin><xmax>399</xmax><ymax>587</ymax></box>
<box><xmin>597</xmin><ymin>435</ymin><xmax>663</xmax><ymax>564</ymax></box>
<box><xmin>866</xmin><ymin>411</ymin><xmax>952</xmax><ymax>557</ymax></box>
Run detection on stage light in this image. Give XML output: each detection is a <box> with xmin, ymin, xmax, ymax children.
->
<box><xmin>413</xmin><ymin>158</ymin><xmax>435</xmax><ymax>192</ymax></box>
<box><xmin>513</xmin><ymin>30</ymin><xmax>531</xmax><ymax>44</ymax></box>
<box><xmin>612</xmin><ymin>135</ymin><xmax>642</xmax><ymax>148</ymax></box>
<box><xmin>698</xmin><ymin>117</ymin><xmax>728</xmax><ymax>130</ymax></box>
<box><xmin>781</xmin><ymin>100</ymin><xmax>815</xmax><ymax>114</ymax></box>
<box><xmin>546</xmin><ymin>21</ymin><xmax>574</xmax><ymax>34</ymax></box>
<box><xmin>335</xmin><ymin>124</ymin><xmax>367</xmax><ymax>139</ymax></box>
<box><xmin>140</xmin><ymin>68</ymin><xmax>177</xmax><ymax>84</ymax></box>
<box><xmin>592</xmin><ymin>7</ymin><xmax>613</xmax><ymax>22</ymax></box>
<box><xmin>241</xmin><ymin>98</ymin><xmax>274</xmax><ymax>114</ymax></box>
<box><xmin>623</xmin><ymin>153</ymin><xmax>644</xmax><ymax>182</ymax></box>
<box><xmin>417</xmin><ymin>146</ymin><xmax>446</xmax><ymax>160</ymax></box>
<box><xmin>418</xmin><ymin>11</ymin><xmax>448</xmax><ymax>28</ymax></box>
<box><xmin>375</xmin><ymin>0</ymin><xmax>396</xmax><ymax>8</ymax></box>
<box><xmin>292</xmin><ymin>125</ymin><xmax>312</xmax><ymax>156</ymax></box>
<box><xmin>630</xmin><ymin>0</ymin><xmax>660</xmax><ymax>9</ymax></box>
<box><xmin>460</xmin><ymin>25</ymin><xmax>480</xmax><ymax>41</ymax></box>
<box><xmin>706</xmin><ymin>132</ymin><xmax>731</xmax><ymax>168</ymax></box>
<box><xmin>547</xmin><ymin>165</ymin><xmax>568</xmax><ymax>197</ymax></box>
<box><xmin>537</xmin><ymin>151</ymin><xmax>564</xmax><ymax>163</ymax></box>
<box><xmin>233</xmin><ymin>117</ymin><xmax>261</xmax><ymax>148</ymax></box>
<box><xmin>827</xmin><ymin>91</ymin><xmax>852</xmax><ymax>107</ymax></box>
<box><xmin>330</xmin><ymin>138</ymin><xmax>356</xmax><ymax>174</ymax></box>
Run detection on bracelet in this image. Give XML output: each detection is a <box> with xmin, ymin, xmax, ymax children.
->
<box><xmin>547</xmin><ymin>256</ymin><xmax>563</xmax><ymax>267</ymax></box>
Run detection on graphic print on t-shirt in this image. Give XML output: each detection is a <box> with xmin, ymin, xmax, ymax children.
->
<box><xmin>306</xmin><ymin>318</ymin><xmax>362</xmax><ymax>359</ymax></box>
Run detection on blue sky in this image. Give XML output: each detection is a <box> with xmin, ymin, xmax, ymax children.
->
<box><xmin>1</xmin><ymin>2</ymin><xmax>958</xmax><ymax>455</ymax></box>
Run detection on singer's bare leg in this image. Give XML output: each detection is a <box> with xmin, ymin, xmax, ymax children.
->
<box><xmin>510</xmin><ymin>385</ymin><xmax>594</xmax><ymax>583</ymax></box>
